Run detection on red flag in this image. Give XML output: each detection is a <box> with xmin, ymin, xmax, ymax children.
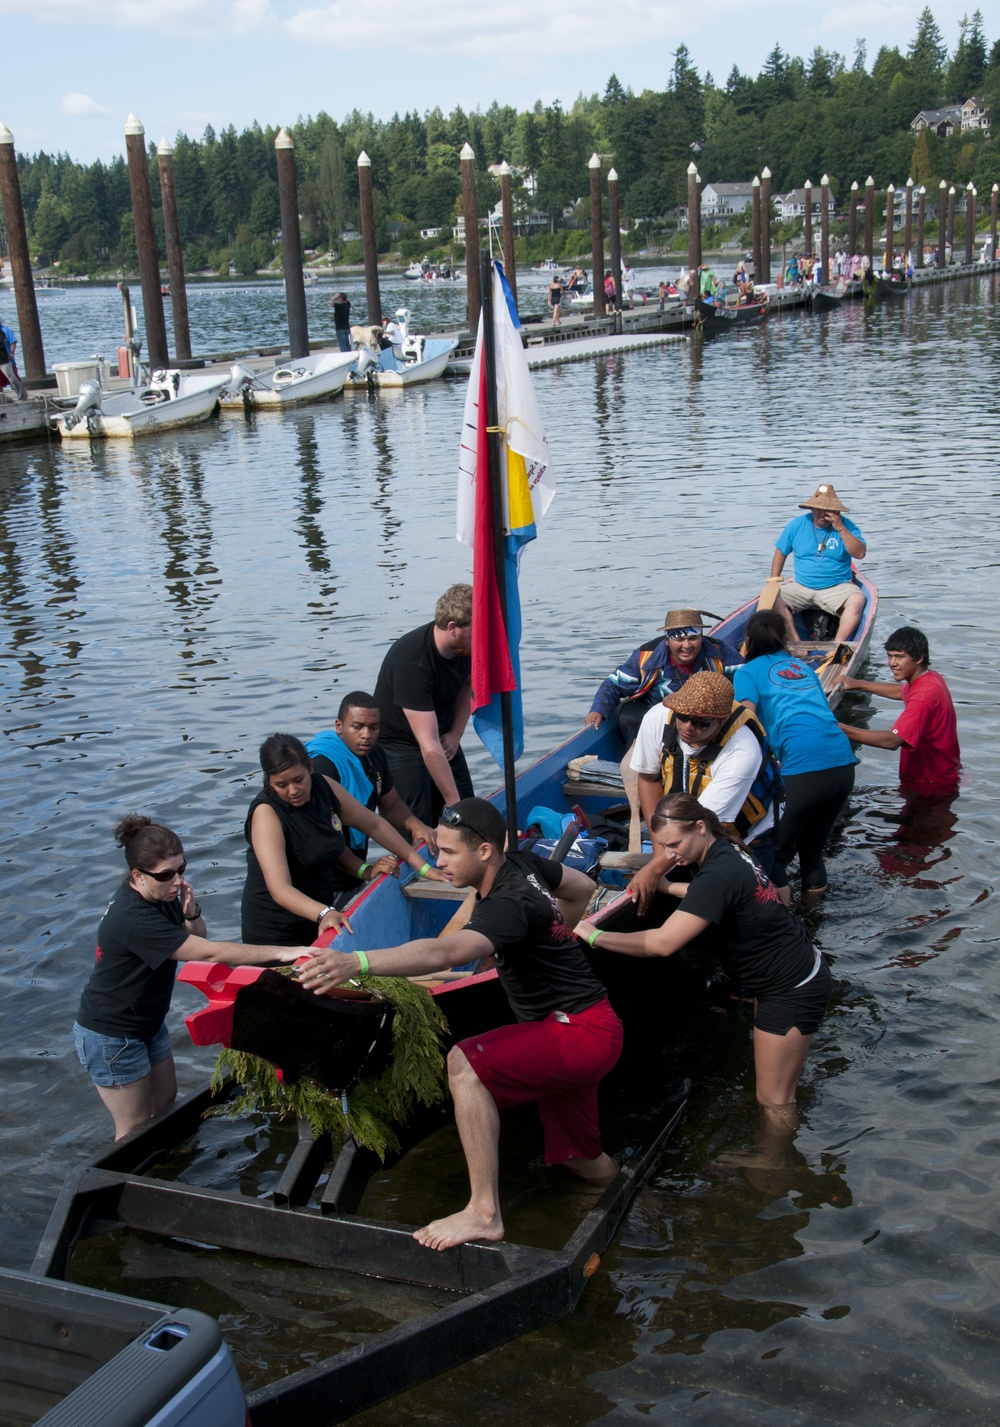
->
<box><xmin>470</xmin><ymin>353</ymin><xmax>516</xmax><ymax>713</ymax></box>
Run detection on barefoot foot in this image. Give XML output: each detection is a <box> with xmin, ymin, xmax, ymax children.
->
<box><xmin>412</xmin><ymin>1205</ymin><xmax>504</xmax><ymax>1251</ymax></box>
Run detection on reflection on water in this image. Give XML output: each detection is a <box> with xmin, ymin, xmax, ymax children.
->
<box><xmin>1</xmin><ymin>272</ymin><xmax>998</xmax><ymax>1423</ymax></box>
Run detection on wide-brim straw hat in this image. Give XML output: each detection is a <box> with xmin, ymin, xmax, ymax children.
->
<box><xmin>662</xmin><ymin>672</ymin><xmax>735</xmax><ymax>720</ymax></box>
<box><xmin>799</xmin><ymin>482</ymin><xmax>848</xmax><ymax>513</ymax></box>
<box><xmin>660</xmin><ymin>608</ymin><xmax>705</xmax><ymax>633</ymax></box>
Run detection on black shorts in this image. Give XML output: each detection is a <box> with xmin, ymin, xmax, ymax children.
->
<box><xmin>754</xmin><ymin>957</ymin><xmax>831</xmax><ymax>1036</ymax></box>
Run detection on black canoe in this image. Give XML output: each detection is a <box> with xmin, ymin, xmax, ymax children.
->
<box><xmin>811</xmin><ymin>281</ymin><xmax>862</xmax><ymax>311</ymax></box>
<box><xmin>33</xmin><ymin>572</ymin><xmax>877</xmax><ymax>1423</ymax></box>
<box><xmin>694</xmin><ymin>295</ymin><xmax>768</xmax><ymax>329</ymax></box>
<box><xmin>875</xmin><ymin>274</ymin><xmax>910</xmax><ymax>300</ymax></box>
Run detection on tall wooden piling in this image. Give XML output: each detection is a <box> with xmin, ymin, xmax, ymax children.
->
<box><xmin>496</xmin><ymin>161</ymin><xmax>517</xmax><ymax>306</ymax></box>
<box><xmin>156</xmin><ymin>138</ymin><xmax>191</xmax><ymax>361</ymax></box>
<box><xmin>937</xmin><ymin>180</ymin><xmax>948</xmax><ymax>267</ymax></box>
<box><xmin>917</xmin><ymin>185</ymin><xmax>926</xmax><ymax>268</ymax></box>
<box><xmin>992</xmin><ymin>184</ymin><xmax>999</xmax><ymax>263</ymax></box>
<box><xmin>124</xmin><ymin>114</ymin><xmax>169</xmax><ymax>371</ymax></box>
<box><xmin>356</xmin><ymin>150</ymin><xmax>382</xmax><ymax>329</ymax></box>
<box><xmin>589</xmin><ymin>154</ymin><xmax>606</xmax><ymax>318</ymax></box>
<box><xmin>885</xmin><ymin>184</ymin><xmax>895</xmax><ymax>271</ymax></box>
<box><xmin>819</xmin><ymin>175</ymin><xmax>830</xmax><ymax>287</ymax></box>
<box><xmin>947</xmin><ymin>185</ymin><xmax>956</xmax><ymax>259</ymax></box>
<box><xmin>0</xmin><ymin>121</ymin><xmax>45</xmax><ymax>381</ymax></box>
<box><xmin>276</xmin><ymin>128</ymin><xmax>309</xmax><ymax>359</ymax></box>
<box><xmin>803</xmin><ymin>179</ymin><xmax>813</xmax><ymax>258</ymax></box>
<box><xmin>964</xmin><ymin>183</ymin><xmax>976</xmax><ymax>264</ymax></box>
<box><xmin>460</xmin><ymin>143</ymin><xmax>481</xmax><ymax>331</ymax></box>
<box><xmin>848</xmin><ymin>181</ymin><xmax>859</xmax><ymax>256</ymax></box>
<box><xmin>686</xmin><ymin>162</ymin><xmax>701</xmax><ymax>295</ymax></box>
<box><xmin>608</xmin><ymin>168</ymin><xmax>623</xmax><ymax>320</ymax></box>
<box><xmin>904</xmin><ymin>177</ymin><xmax>913</xmax><ymax>264</ymax></box>
<box><xmin>863</xmin><ymin>176</ymin><xmax>874</xmax><ymax>269</ymax></box>
<box><xmin>751</xmin><ymin>177</ymin><xmax>762</xmax><ymax>281</ymax></box>
<box><xmin>761</xmin><ymin>167</ymin><xmax>772</xmax><ymax>282</ymax></box>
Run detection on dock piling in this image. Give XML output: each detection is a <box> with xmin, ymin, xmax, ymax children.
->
<box><xmin>686</xmin><ymin>162</ymin><xmax>701</xmax><ymax>298</ymax></box>
<box><xmin>589</xmin><ymin>154</ymin><xmax>606</xmax><ymax>318</ymax></box>
<box><xmin>864</xmin><ymin>176</ymin><xmax>874</xmax><ymax>270</ymax></box>
<box><xmin>885</xmin><ymin>185</ymin><xmax>895</xmax><ymax>272</ymax></box>
<box><xmin>947</xmin><ymin>185</ymin><xmax>956</xmax><ymax>261</ymax></box>
<box><xmin>496</xmin><ymin>162</ymin><xmax>517</xmax><ymax>307</ymax></box>
<box><xmin>460</xmin><ymin>144</ymin><xmax>481</xmax><ymax>332</ymax></box>
<box><xmin>992</xmin><ymin>185</ymin><xmax>998</xmax><ymax>262</ymax></box>
<box><xmin>276</xmin><ymin>128</ymin><xmax>309</xmax><ymax>359</ymax></box>
<box><xmin>917</xmin><ymin>186</ymin><xmax>926</xmax><ymax>268</ymax></box>
<box><xmin>819</xmin><ymin>175</ymin><xmax>829</xmax><ymax>287</ymax></box>
<box><xmin>124</xmin><ymin>114</ymin><xmax>169</xmax><ymax>371</ymax></box>
<box><xmin>938</xmin><ymin>181</ymin><xmax>948</xmax><ymax>268</ymax></box>
<box><xmin>751</xmin><ymin>177</ymin><xmax>762</xmax><ymax>284</ymax></box>
<box><xmin>803</xmin><ymin>179</ymin><xmax>813</xmax><ymax>260</ymax></box>
<box><xmin>964</xmin><ymin>183</ymin><xmax>976</xmax><ymax>265</ymax></box>
<box><xmin>156</xmin><ymin>139</ymin><xmax>192</xmax><ymax>361</ymax></box>
<box><xmin>761</xmin><ymin>168</ymin><xmax>771</xmax><ymax>283</ymax></box>
<box><xmin>0</xmin><ymin>121</ymin><xmax>45</xmax><ymax>382</ymax></box>
<box><xmin>608</xmin><ymin>168</ymin><xmax>622</xmax><ymax>326</ymax></box>
<box><xmin>849</xmin><ymin>181</ymin><xmax>858</xmax><ymax>259</ymax></box>
<box><xmin>357</xmin><ymin>150</ymin><xmax>383</xmax><ymax>327</ymax></box>
<box><xmin>904</xmin><ymin>178</ymin><xmax>913</xmax><ymax>265</ymax></box>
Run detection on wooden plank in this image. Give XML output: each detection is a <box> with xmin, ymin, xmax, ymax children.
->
<box><xmin>401</xmin><ymin>881</ymin><xmax>470</xmax><ymax>899</ymax></box>
<box><xmin>561</xmin><ymin>780</ymin><xmax>624</xmax><ymax>799</ymax></box>
<box><xmin>598</xmin><ymin>851</ymin><xmax>650</xmax><ymax>871</ymax></box>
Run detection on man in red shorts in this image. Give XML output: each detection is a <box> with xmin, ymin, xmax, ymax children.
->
<box><xmin>298</xmin><ymin>797</ymin><xmax>622</xmax><ymax>1250</ymax></box>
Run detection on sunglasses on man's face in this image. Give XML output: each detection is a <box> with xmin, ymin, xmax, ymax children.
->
<box><xmin>142</xmin><ymin>862</ymin><xmax>187</xmax><ymax>882</ymax></box>
<box><xmin>674</xmin><ymin>715</ymin><xmax>716</xmax><ymax>732</ymax></box>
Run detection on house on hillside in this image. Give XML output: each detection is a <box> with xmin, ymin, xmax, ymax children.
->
<box><xmin>910</xmin><ymin>105</ymin><xmax>963</xmax><ymax>137</ymax></box>
<box><xmin>701</xmin><ymin>181</ymin><xmax>755</xmax><ymax>223</ymax></box>
<box><xmin>961</xmin><ymin>97</ymin><xmax>990</xmax><ymax>134</ymax></box>
<box><xmin>774</xmin><ymin>188</ymin><xmax>837</xmax><ymax>222</ymax></box>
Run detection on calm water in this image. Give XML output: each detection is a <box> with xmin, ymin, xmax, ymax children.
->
<box><xmin>2</xmin><ymin>272</ymin><xmax>998</xmax><ymax>1423</ymax></box>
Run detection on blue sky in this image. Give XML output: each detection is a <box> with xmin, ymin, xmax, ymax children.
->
<box><xmin>6</xmin><ymin>1</ymin><xmax>981</xmax><ymax>164</ymax></box>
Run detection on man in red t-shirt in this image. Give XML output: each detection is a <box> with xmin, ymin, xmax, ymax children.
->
<box><xmin>835</xmin><ymin>626</ymin><xmax>960</xmax><ymax>793</ymax></box>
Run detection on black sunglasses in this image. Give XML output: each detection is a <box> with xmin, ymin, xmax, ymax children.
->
<box><xmin>141</xmin><ymin>861</ymin><xmax>187</xmax><ymax>882</ymax></box>
<box><xmin>674</xmin><ymin>715</ymin><xmax>716</xmax><ymax>731</ymax></box>
<box><xmin>440</xmin><ymin>806</ymin><xmax>491</xmax><ymax>843</ymax></box>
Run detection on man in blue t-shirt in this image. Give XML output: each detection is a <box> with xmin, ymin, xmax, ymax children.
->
<box><xmin>770</xmin><ymin>483</ymin><xmax>866</xmax><ymax>643</ymax></box>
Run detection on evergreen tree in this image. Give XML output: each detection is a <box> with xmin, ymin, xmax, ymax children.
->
<box><xmin>907</xmin><ymin>8</ymin><xmax>948</xmax><ymax>91</ymax></box>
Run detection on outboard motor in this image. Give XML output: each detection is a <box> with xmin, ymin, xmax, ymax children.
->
<box><xmin>354</xmin><ymin>346</ymin><xmax>377</xmax><ymax>379</ymax></box>
<box><xmin>61</xmin><ymin>380</ymin><xmax>102</xmax><ymax>432</ymax></box>
<box><xmin>224</xmin><ymin>362</ymin><xmax>255</xmax><ymax>405</ymax></box>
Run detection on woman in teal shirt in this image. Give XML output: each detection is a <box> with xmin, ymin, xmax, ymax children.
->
<box><xmin>733</xmin><ymin>610</ymin><xmax>856</xmax><ymax>896</ymax></box>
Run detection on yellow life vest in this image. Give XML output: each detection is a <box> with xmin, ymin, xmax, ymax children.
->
<box><xmin>658</xmin><ymin>705</ymin><xmax>782</xmax><ymax>836</ymax></box>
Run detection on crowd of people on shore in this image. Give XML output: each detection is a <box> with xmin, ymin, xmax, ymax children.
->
<box><xmin>72</xmin><ymin>506</ymin><xmax>960</xmax><ymax>1249</ymax></box>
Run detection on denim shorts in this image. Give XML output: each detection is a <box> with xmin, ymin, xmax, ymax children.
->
<box><xmin>73</xmin><ymin>1021</ymin><xmax>172</xmax><ymax>1088</ymax></box>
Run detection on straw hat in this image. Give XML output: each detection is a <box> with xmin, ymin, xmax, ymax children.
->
<box><xmin>662</xmin><ymin>672</ymin><xmax>735</xmax><ymax>720</ymax></box>
<box><xmin>660</xmin><ymin>608</ymin><xmax>705</xmax><ymax>633</ymax></box>
<box><xmin>799</xmin><ymin>482</ymin><xmax>848</xmax><ymax>513</ymax></box>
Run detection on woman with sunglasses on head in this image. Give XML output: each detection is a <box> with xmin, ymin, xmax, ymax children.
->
<box><xmin>241</xmin><ymin>733</ymin><xmax>446</xmax><ymax>947</ymax></box>
<box><xmin>733</xmin><ymin>610</ymin><xmax>856</xmax><ymax>898</ymax></box>
<box><xmin>73</xmin><ymin>814</ymin><xmax>311</xmax><ymax>1141</ymax></box>
<box><xmin>576</xmin><ymin>792</ymin><xmax>831</xmax><ymax>1116</ymax></box>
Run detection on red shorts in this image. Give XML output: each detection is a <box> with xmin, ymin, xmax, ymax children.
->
<box><xmin>458</xmin><ymin>996</ymin><xmax>623</xmax><ymax>1165</ymax></box>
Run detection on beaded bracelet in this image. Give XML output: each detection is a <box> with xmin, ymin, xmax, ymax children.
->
<box><xmin>417</xmin><ymin>862</ymin><xmax>431</xmax><ymax>878</ymax></box>
<box><xmin>356</xmin><ymin>863</ymin><xmax>370</xmax><ymax>880</ymax></box>
<box><xmin>355</xmin><ymin>950</ymin><xmax>370</xmax><ymax>975</ymax></box>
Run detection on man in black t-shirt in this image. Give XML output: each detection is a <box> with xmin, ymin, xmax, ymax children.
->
<box><xmin>373</xmin><ymin>584</ymin><xmax>475</xmax><ymax>825</ymax></box>
<box><xmin>307</xmin><ymin>691</ymin><xmax>438</xmax><ymax>873</ymax></box>
<box><xmin>298</xmin><ymin>797</ymin><xmax>623</xmax><ymax>1252</ymax></box>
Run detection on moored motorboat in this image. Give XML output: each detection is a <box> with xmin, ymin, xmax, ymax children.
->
<box><xmin>348</xmin><ymin>309</ymin><xmax>457</xmax><ymax>388</ymax></box>
<box><xmin>51</xmin><ymin>368</ymin><xmax>228</xmax><ymax>440</ymax></box>
<box><xmin>219</xmin><ymin>350</ymin><xmax>357</xmax><ymax>409</ymax></box>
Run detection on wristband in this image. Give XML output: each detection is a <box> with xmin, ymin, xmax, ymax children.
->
<box><xmin>355</xmin><ymin>950</ymin><xmax>370</xmax><ymax>975</ymax></box>
<box><xmin>184</xmin><ymin>903</ymin><xmax>202</xmax><ymax>921</ymax></box>
<box><xmin>585</xmin><ymin>929</ymin><xmax>602</xmax><ymax>948</ymax></box>
<box><xmin>417</xmin><ymin>862</ymin><xmax>431</xmax><ymax>878</ymax></box>
<box><xmin>317</xmin><ymin>905</ymin><xmax>334</xmax><ymax>923</ymax></box>
<box><xmin>356</xmin><ymin>863</ymin><xmax>370</xmax><ymax>880</ymax></box>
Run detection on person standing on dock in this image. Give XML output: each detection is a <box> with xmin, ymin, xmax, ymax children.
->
<box><xmin>330</xmin><ymin>292</ymin><xmax>351</xmax><ymax>353</ymax></box>
<box><xmin>0</xmin><ymin>316</ymin><xmax>26</xmax><ymax>400</ymax></box>
<box><xmin>835</xmin><ymin>627</ymin><xmax>961</xmax><ymax>795</ymax></box>
<box><xmin>298</xmin><ymin>797</ymin><xmax>622</xmax><ymax>1250</ymax></box>
<box><xmin>769</xmin><ymin>483</ymin><xmax>867</xmax><ymax>643</ymax></box>
<box><xmin>547</xmin><ymin>275</ymin><xmax>564</xmax><ymax>325</ymax></box>
<box><xmin>373</xmin><ymin>584</ymin><xmax>474</xmax><ymax>826</ymax></box>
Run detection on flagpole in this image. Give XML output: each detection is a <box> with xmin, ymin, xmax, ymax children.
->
<box><xmin>479</xmin><ymin>252</ymin><xmax>519</xmax><ymax>843</ymax></box>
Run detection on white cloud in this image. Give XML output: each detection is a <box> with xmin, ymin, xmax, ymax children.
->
<box><xmin>61</xmin><ymin>92</ymin><xmax>114</xmax><ymax>117</ymax></box>
<box><xmin>31</xmin><ymin>0</ymin><xmax>274</xmax><ymax>37</ymax></box>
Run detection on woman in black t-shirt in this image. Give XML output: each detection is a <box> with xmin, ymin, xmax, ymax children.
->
<box><xmin>576</xmin><ymin>792</ymin><xmax>831</xmax><ymax>1110</ymax></box>
<box><xmin>241</xmin><ymin>733</ymin><xmax>447</xmax><ymax>945</ymax></box>
<box><xmin>73</xmin><ymin>814</ymin><xmax>308</xmax><ymax>1141</ymax></box>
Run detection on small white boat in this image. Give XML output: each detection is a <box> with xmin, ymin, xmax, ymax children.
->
<box><xmin>34</xmin><ymin>278</ymin><xmax>66</xmax><ymax>296</ymax></box>
<box><xmin>52</xmin><ymin>368</ymin><xmax>228</xmax><ymax>440</ymax></box>
<box><xmin>219</xmin><ymin>350</ymin><xmax>357</xmax><ymax>409</ymax></box>
<box><xmin>348</xmin><ymin>308</ymin><xmax>457</xmax><ymax>389</ymax></box>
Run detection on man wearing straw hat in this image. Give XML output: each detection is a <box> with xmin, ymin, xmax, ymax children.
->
<box><xmin>770</xmin><ymin>484</ymin><xmax>867</xmax><ymax>643</ymax></box>
<box><xmin>586</xmin><ymin>607</ymin><xmax>743</xmax><ymax>745</ymax></box>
